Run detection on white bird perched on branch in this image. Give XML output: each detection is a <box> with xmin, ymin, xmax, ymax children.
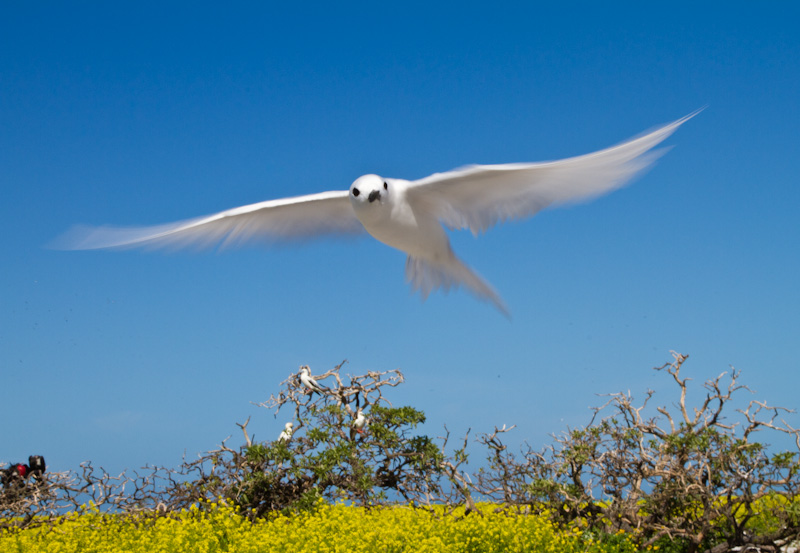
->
<box><xmin>354</xmin><ymin>409</ymin><xmax>367</xmax><ymax>432</ymax></box>
<box><xmin>298</xmin><ymin>366</ymin><xmax>327</xmax><ymax>395</ymax></box>
<box><xmin>278</xmin><ymin>422</ymin><xmax>293</xmax><ymax>442</ymax></box>
<box><xmin>55</xmin><ymin>111</ymin><xmax>699</xmax><ymax>315</ymax></box>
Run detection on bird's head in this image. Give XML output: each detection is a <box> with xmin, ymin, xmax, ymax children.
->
<box><xmin>349</xmin><ymin>174</ymin><xmax>390</xmax><ymax>213</ymax></box>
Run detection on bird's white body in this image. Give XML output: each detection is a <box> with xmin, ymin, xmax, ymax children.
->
<box><xmin>279</xmin><ymin>422</ymin><xmax>293</xmax><ymax>442</ymax></box>
<box><xmin>299</xmin><ymin>366</ymin><xmax>324</xmax><ymax>394</ymax></box>
<box><xmin>350</xmin><ymin>177</ymin><xmax>450</xmax><ymax>261</ymax></box>
<box><xmin>57</xmin><ymin>112</ymin><xmax>699</xmax><ymax>314</ymax></box>
<box><xmin>353</xmin><ymin>409</ymin><xmax>367</xmax><ymax>433</ymax></box>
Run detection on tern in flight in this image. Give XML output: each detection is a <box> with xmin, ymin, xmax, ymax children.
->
<box><xmin>57</xmin><ymin>112</ymin><xmax>698</xmax><ymax>314</ymax></box>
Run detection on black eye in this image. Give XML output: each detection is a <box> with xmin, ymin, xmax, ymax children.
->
<box><xmin>383</xmin><ymin>182</ymin><xmax>388</xmax><ymax>190</ymax></box>
<box><xmin>352</xmin><ymin>188</ymin><xmax>360</xmax><ymax>197</ymax></box>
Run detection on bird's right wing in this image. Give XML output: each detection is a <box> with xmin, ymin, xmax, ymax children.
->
<box><xmin>53</xmin><ymin>190</ymin><xmax>365</xmax><ymax>250</ymax></box>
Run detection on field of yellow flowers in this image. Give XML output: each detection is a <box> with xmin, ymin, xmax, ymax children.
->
<box><xmin>1</xmin><ymin>502</ymin><xmax>639</xmax><ymax>553</ymax></box>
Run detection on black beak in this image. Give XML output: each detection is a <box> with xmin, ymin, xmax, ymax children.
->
<box><xmin>368</xmin><ymin>190</ymin><xmax>381</xmax><ymax>203</ymax></box>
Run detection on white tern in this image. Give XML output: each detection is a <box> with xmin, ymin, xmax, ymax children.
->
<box><xmin>57</xmin><ymin>112</ymin><xmax>698</xmax><ymax>315</ymax></box>
<box><xmin>278</xmin><ymin>422</ymin><xmax>293</xmax><ymax>442</ymax></box>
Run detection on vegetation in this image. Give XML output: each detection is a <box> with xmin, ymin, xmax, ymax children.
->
<box><xmin>171</xmin><ymin>365</ymin><xmax>447</xmax><ymax>515</ymax></box>
<box><xmin>2</xmin><ymin>353</ymin><xmax>799</xmax><ymax>553</ymax></box>
<box><xmin>475</xmin><ymin>353</ymin><xmax>800</xmax><ymax>552</ymax></box>
<box><xmin>0</xmin><ymin>501</ymin><xmax>643</xmax><ymax>553</ymax></box>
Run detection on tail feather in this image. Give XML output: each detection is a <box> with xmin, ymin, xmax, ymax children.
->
<box><xmin>405</xmin><ymin>255</ymin><xmax>510</xmax><ymax>317</ymax></box>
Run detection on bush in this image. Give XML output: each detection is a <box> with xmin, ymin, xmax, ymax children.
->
<box><xmin>474</xmin><ymin>352</ymin><xmax>800</xmax><ymax>553</ymax></box>
<box><xmin>150</xmin><ymin>363</ymin><xmax>450</xmax><ymax>517</ymax></box>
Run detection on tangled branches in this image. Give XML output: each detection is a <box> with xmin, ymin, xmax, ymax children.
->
<box><xmin>475</xmin><ymin>352</ymin><xmax>800</xmax><ymax>553</ymax></box>
<box><xmin>0</xmin><ymin>461</ymin><xmax>167</xmax><ymax>529</ymax></box>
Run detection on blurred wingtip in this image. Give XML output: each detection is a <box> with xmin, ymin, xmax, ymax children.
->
<box><xmin>46</xmin><ymin>224</ymin><xmax>102</xmax><ymax>251</ymax></box>
<box><xmin>46</xmin><ymin>223</ymin><xmax>174</xmax><ymax>251</ymax></box>
<box><xmin>676</xmin><ymin>105</ymin><xmax>706</xmax><ymax>125</ymax></box>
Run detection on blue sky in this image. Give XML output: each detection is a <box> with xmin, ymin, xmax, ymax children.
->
<box><xmin>2</xmin><ymin>2</ymin><xmax>799</xmax><ymax>474</ymax></box>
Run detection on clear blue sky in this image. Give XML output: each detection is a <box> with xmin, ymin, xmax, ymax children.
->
<box><xmin>2</xmin><ymin>2</ymin><xmax>798</xmax><ymax>474</ymax></box>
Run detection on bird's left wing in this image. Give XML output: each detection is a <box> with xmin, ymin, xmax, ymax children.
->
<box><xmin>54</xmin><ymin>190</ymin><xmax>364</xmax><ymax>250</ymax></box>
<box><xmin>406</xmin><ymin>112</ymin><xmax>698</xmax><ymax>235</ymax></box>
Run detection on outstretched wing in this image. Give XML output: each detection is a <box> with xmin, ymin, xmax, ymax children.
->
<box><xmin>407</xmin><ymin>111</ymin><xmax>699</xmax><ymax>235</ymax></box>
<box><xmin>54</xmin><ymin>190</ymin><xmax>364</xmax><ymax>250</ymax></box>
